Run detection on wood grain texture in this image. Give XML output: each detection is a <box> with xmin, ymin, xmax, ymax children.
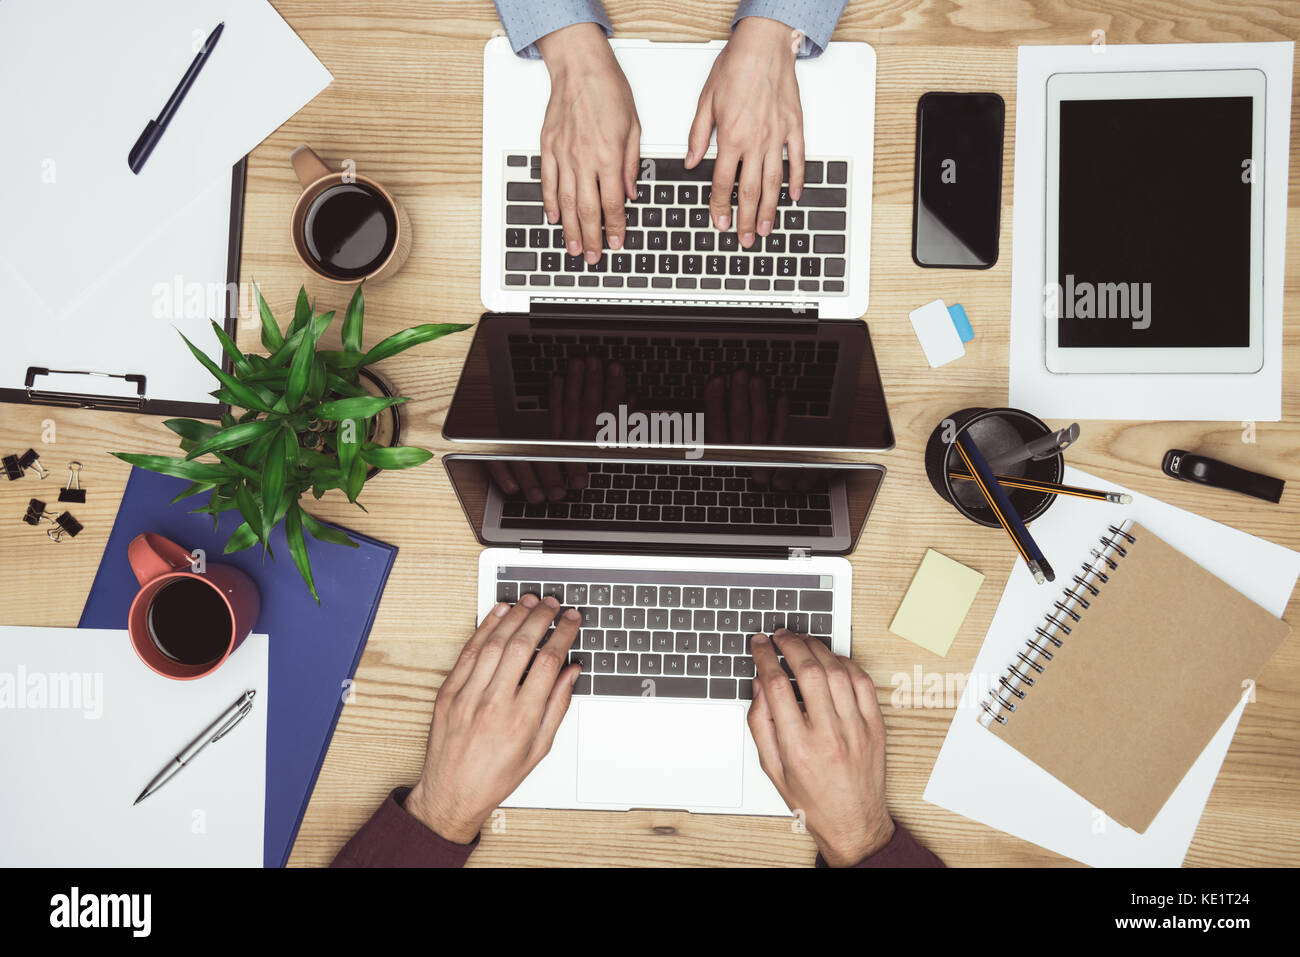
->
<box><xmin>2</xmin><ymin>0</ymin><xmax>1297</xmax><ymax>868</ymax></box>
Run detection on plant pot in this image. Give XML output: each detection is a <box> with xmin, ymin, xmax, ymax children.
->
<box><xmin>357</xmin><ymin>367</ymin><xmax>401</xmax><ymax>479</ymax></box>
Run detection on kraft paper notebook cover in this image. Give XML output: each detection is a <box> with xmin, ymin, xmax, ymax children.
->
<box><xmin>979</xmin><ymin>519</ymin><xmax>1292</xmax><ymax>833</ymax></box>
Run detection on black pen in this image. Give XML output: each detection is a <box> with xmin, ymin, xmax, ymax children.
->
<box><xmin>128</xmin><ymin>21</ymin><xmax>225</xmax><ymax>174</ymax></box>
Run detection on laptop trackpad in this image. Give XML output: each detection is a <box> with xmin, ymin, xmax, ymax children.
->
<box><xmin>576</xmin><ymin>699</ymin><xmax>744</xmax><ymax>809</ymax></box>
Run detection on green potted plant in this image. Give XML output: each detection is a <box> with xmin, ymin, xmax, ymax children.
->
<box><xmin>114</xmin><ymin>284</ymin><xmax>468</xmax><ymax>601</ymax></box>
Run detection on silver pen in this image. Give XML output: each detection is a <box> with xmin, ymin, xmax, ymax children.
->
<box><xmin>133</xmin><ymin>690</ymin><xmax>256</xmax><ymax>806</ymax></box>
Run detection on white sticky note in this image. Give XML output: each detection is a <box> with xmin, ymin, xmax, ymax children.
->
<box><xmin>909</xmin><ymin>299</ymin><xmax>966</xmax><ymax>367</ymax></box>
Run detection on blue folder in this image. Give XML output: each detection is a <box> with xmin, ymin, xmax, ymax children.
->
<box><xmin>79</xmin><ymin>467</ymin><xmax>397</xmax><ymax>867</ymax></box>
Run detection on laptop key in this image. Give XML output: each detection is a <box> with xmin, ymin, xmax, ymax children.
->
<box><xmin>630</xmin><ymin>631</ymin><xmax>651</xmax><ymax>652</ymax></box>
<box><xmin>738</xmin><ymin>679</ymin><xmax>754</xmax><ymax>700</ymax></box>
<box><xmin>594</xmin><ymin>652</ymin><xmax>615</xmax><ymax>673</ymax></box>
<box><xmin>709</xmin><ymin>678</ymin><xmax>737</xmax><ymax>699</ymax></box>
<box><xmin>710</xmin><ymin>655</ymin><xmax>732</xmax><ymax>677</ymax></box>
<box><xmin>687</xmin><ymin>655</ymin><xmax>709</xmax><ymax>676</ymax></box>
<box><xmin>617</xmin><ymin>653</ymin><xmax>639</xmax><ymax>674</ymax></box>
<box><xmin>795</xmin><ymin>187</ymin><xmax>846</xmax><ymax>207</ymax></box>
<box><xmin>700</xmin><ymin>633</ymin><xmax>722</xmax><ymax>654</ymax></box>
<box><xmin>752</xmin><ymin>589</ymin><xmax>774</xmax><ymax>610</ymax></box>
<box><xmin>641</xmin><ymin>653</ymin><xmax>662</xmax><ymax>674</ymax></box>
<box><xmin>506</xmin><ymin>205</ymin><xmax>544</xmax><ymax>224</ymax></box>
<box><xmin>664</xmin><ymin>654</ymin><xmax>685</xmax><ymax>674</ymax></box>
<box><xmin>733</xmin><ymin>656</ymin><xmax>755</xmax><ymax>678</ymax></box>
<box><xmin>740</xmin><ymin>611</ymin><xmax>763</xmax><ymax>633</ymax></box>
<box><xmin>776</xmin><ymin>589</ymin><xmax>798</xmax><ymax>610</ymax></box>
<box><xmin>497</xmin><ymin>581</ymin><xmax>518</xmax><ymax>603</ymax></box>
<box><xmin>653</xmin><ymin>631</ymin><xmax>674</xmax><ymax>651</ymax></box>
<box><xmin>573</xmin><ymin>674</ymin><xmax>593</xmax><ymax>695</ymax></box>
<box><xmin>675</xmin><ymin>633</ymin><xmax>697</xmax><ymax>653</ymax></box>
<box><xmin>595</xmin><ymin>676</ymin><xmax>707</xmax><ymax>698</ymax></box>
<box><xmin>809</xmin><ymin>211</ymin><xmax>846</xmax><ymax>232</ymax></box>
<box><xmin>723</xmin><ymin>633</ymin><xmax>745</xmax><ymax>654</ymax></box>
<box><xmin>800</xmin><ymin>590</ymin><xmax>833</xmax><ymax>610</ymax></box>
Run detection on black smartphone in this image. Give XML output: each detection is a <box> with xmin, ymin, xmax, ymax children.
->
<box><xmin>912</xmin><ymin>91</ymin><xmax>1005</xmax><ymax>269</ymax></box>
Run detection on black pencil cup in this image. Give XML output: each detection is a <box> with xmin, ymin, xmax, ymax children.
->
<box><xmin>924</xmin><ymin>407</ymin><xmax>1063</xmax><ymax>528</ymax></box>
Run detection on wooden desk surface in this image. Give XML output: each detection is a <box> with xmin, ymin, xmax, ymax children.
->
<box><xmin>3</xmin><ymin>0</ymin><xmax>1298</xmax><ymax>867</ymax></box>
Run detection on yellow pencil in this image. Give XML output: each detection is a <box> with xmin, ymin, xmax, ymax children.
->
<box><xmin>949</xmin><ymin>470</ymin><xmax>1132</xmax><ymax>504</ymax></box>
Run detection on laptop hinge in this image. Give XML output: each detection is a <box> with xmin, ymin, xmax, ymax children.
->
<box><xmin>788</xmin><ymin>546</ymin><xmax>813</xmax><ymax>560</ymax></box>
<box><xmin>528</xmin><ymin>299</ymin><xmax>819</xmax><ymax>322</ymax></box>
<box><xmin>520</xmin><ymin>539</ymin><xmax>543</xmax><ymax>553</ymax></box>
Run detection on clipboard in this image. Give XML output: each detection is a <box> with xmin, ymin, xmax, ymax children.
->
<box><xmin>0</xmin><ymin>158</ymin><xmax>247</xmax><ymax>419</ymax></box>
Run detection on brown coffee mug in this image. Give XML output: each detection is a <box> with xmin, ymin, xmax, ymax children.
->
<box><xmin>290</xmin><ymin>145</ymin><xmax>411</xmax><ymax>284</ymax></box>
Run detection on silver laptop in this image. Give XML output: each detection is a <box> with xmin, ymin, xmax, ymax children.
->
<box><xmin>444</xmin><ymin>453</ymin><xmax>885</xmax><ymax>815</ymax></box>
<box><xmin>481</xmin><ymin>36</ymin><xmax>877</xmax><ymax>319</ymax></box>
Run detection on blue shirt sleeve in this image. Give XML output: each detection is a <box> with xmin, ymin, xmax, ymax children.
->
<box><xmin>730</xmin><ymin>0</ymin><xmax>848</xmax><ymax>58</ymax></box>
<box><xmin>492</xmin><ymin>0</ymin><xmax>613</xmax><ymax>60</ymax></box>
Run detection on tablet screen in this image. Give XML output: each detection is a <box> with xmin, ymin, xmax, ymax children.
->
<box><xmin>1056</xmin><ymin>96</ymin><xmax>1253</xmax><ymax>349</ymax></box>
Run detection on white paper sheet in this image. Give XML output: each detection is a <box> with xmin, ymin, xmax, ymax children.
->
<box><xmin>0</xmin><ymin>0</ymin><xmax>331</xmax><ymax>316</ymax></box>
<box><xmin>923</xmin><ymin>467</ymin><xmax>1300</xmax><ymax>867</ymax></box>
<box><xmin>1008</xmin><ymin>43</ymin><xmax>1293</xmax><ymax>420</ymax></box>
<box><xmin>0</xmin><ymin>627</ymin><xmax>269</xmax><ymax>867</ymax></box>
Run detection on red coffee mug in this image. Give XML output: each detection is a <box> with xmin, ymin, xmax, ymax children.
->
<box><xmin>126</xmin><ymin>532</ymin><xmax>261</xmax><ymax>680</ymax></box>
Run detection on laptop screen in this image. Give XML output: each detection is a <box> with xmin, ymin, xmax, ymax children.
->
<box><xmin>444</xmin><ymin>454</ymin><xmax>885</xmax><ymax>557</ymax></box>
<box><xmin>442</xmin><ymin>310</ymin><xmax>894</xmax><ymax>453</ymax></box>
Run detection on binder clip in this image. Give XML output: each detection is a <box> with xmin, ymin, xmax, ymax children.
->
<box><xmin>22</xmin><ymin>498</ymin><xmax>82</xmax><ymax>542</ymax></box>
<box><xmin>2</xmin><ymin>455</ymin><xmax>21</xmax><ymax>481</ymax></box>
<box><xmin>22</xmin><ymin>498</ymin><xmax>49</xmax><ymax>526</ymax></box>
<box><xmin>47</xmin><ymin>511</ymin><xmax>83</xmax><ymax>543</ymax></box>
<box><xmin>17</xmin><ymin>449</ymin><xmax>50</xmax><ymax>480</ymax></box>
<box><xmin>58</xmin><ymin>462</ymin><xmax>86</xmax><ymax>503</ymax></box>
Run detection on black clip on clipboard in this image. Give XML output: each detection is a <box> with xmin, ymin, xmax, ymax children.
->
<box><xmin>0</xmin><ymin>158</ymin><xmax>248</xmax><ymax>421</ymax></box>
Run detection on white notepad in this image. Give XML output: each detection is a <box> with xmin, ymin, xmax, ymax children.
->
<box><xmin>0</xmin><ymin>0</ymin><xmax>331</xmax><ymax>317</ymax></box>
<box><xmin>0</xmin><ymin>626</ymin><xmax>268</xmax><ymax>867</ymax></box>
<box><xmin>923</xmin><ymin>467</ymin><xmax>1300</xmax><ymax>866</ymax></box>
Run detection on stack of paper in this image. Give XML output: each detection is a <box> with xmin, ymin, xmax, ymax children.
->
<box><xmin>0</xmin><ymin>0</ymin><xmax>332</xmax><ymax>406</ymax></box>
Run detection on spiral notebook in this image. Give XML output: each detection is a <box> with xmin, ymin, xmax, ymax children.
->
<box><xmin>978</xmin><ymin>518</ymin><xmax>1292</xmax><ymax>834</ymax></box>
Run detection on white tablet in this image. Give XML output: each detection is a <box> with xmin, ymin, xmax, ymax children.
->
<box><xmin>1044</xmin><ymin>70</ymin><xmax>1265</xmax><ymax>374</ymax></box>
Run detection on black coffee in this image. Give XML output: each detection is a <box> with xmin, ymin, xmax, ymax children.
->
<box><xmin>303</xmin><ymin>182</ymin><xmax>397</xmax><ymax>280</ymax></box>
<box><xmin>148</xmin><ymin>577</ymin><xmax>232</xmax><ymax>666</ymax></box>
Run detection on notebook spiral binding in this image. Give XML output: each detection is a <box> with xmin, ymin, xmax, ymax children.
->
<box><xmin>980</xmin><ymin>523</ymin><xmax>1137</xmax><ymax>728</ymax></box>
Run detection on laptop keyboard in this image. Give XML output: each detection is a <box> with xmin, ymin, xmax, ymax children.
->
<box><xmin>502</xmin><ymin>463</ymin><xmax>834</xmax><ymax>536</ymax></box>
<box><xmin>494</xmin><ymin>566</ymin><xmax>836</xmax><ymax>701</ymax></box>
<box><xmin>508</xmin><ymin>332</ymin><xmax>837</xmax><ymax>416</ymax></box>
<box><xmin>501</xmin><ymin>154</ymin><xmax>850</xmax><ymax>297</ymax></box>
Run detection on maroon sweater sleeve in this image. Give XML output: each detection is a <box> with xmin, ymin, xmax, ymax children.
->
<box><xmin>814</xmin><ymin>821</ymin><xmax>945</xmax><ymax>868</ymax></box>
<box><xmin>331</xmin><ymin>786</ymin><xmax>479</xmax><ymax>868</ymax></box>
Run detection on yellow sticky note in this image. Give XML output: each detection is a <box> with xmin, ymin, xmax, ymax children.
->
<box><xmin>889</xmin><ymin>549</ymin><xmax>984</xmax><ymax>656</ymax></box>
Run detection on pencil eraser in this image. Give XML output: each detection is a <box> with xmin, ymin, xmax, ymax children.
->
<box><xmin>909</xmin><ymin>299</ymin><xmax>966</xmax><ymax>367</ymax></box>
<box><xmin>947</xmin><ymin>303</ymin><xmax>974</xmax><ymax>343</ymax></box>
